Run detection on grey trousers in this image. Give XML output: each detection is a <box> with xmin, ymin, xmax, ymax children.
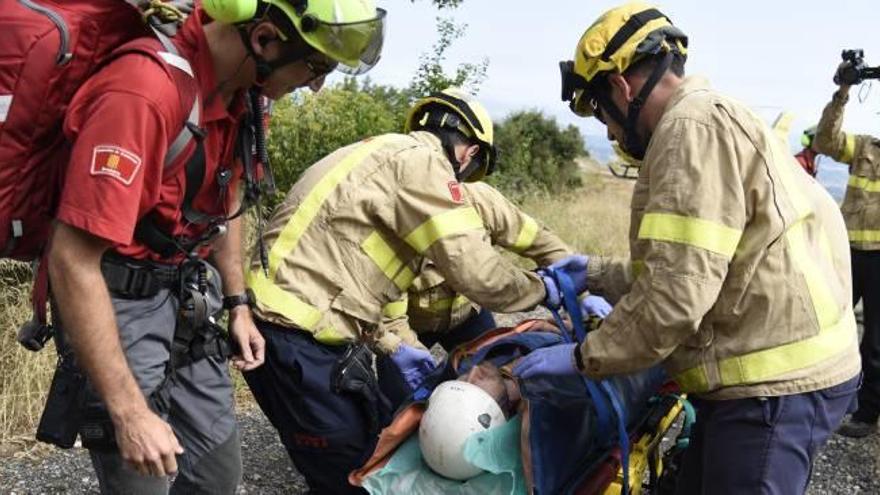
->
<box><xmin>58</xmin><ymin>263</ymin><xmax>242</xmax><ymax>494</ymax></box>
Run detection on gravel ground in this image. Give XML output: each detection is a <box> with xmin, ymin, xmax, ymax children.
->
<box><xmin>2</xmin><ymin>309</ymin><xmax>878</xmax><ymax>494</ymax></box>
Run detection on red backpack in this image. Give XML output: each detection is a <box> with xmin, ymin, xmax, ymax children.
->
<box><xmin>0</xmin><ymin>0</ymin><xmax>199</xmax><ymax>261</ymax></box>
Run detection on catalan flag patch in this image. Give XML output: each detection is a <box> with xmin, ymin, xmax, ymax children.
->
<box><xmin>90</xmin><ymin>145</ymin><xmax>142</xmax><ymax>186</ymax></box>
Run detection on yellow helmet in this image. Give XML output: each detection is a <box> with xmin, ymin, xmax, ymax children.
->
<box><xmin>405</xmin><ymin>87</ymin><xmax>497</xmax><ymax>182</ymax></box>
<box><xmin>559</xmin><ymin>2</ymin><xmax>687</xmax><ymax>117</ymax></box>
<box><xmin>202</xmin><ymin>0</ymin><xmax>386</xmax><ymax>74</ymax></box>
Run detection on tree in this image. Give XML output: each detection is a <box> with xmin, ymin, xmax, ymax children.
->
<box><xmin>412</xmin><ymin>0</ymin><xmax>464</xmax><ymax>9</ymax></box>
<box><xmin>266</xmin><ymin>89</ymin><xmax>400</xmax><ymax>204</ymax></box>
<box><xmin>489</xmin><ymin>110</ymin><xmax>586</xmax><ymax>195</ymax></box>
<box><xmin>409</xmin><ymin>17</ymin><xmax>488</xmax><ymax>97</ymax></box>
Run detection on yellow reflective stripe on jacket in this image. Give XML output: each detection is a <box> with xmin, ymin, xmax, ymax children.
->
<box><xmin>404</xmin><ymin>207</ymin><xmax>483</xmax><ymax>254</ymax></box>
<box><xmin>676</xmin><ymin>313</ymin><xmax>857</xmax><ymax>392</ymax></box>
<box><xmin>841</xmin><ymin>133</ymin><xmax>857</xmax><ymax>164</ymax></box>
<box><xmin>511</xmin><ymin>215</ymin><xmax>539</xmax><ymax>252</ymax></box>
<box><xmin>849</xmin><ymin>230</ymin><xmax>880</xmax><ymax>243</ymax></box>
<box><xmin>247</xmin><ymin>271</ymin><xmax>347</xmax><ymax>345</ymax></box>
<box><xmin>361</xmin><ymin>231</ymin><xmax>416</xmax><ymax>291</ymax></box>
<box><xmin>637</xmin><ymin>213</ymin><xmax>742</xmax><ymax>258</ymax></box>
<box><xmin>847</xmin><ymin>175</ymin><xmax>880</xmax><ymax>193</ymax></box>
<box><xmin>675</xmin><ymin>146</ymin><xmax>847</xmax><ymax>393</ymax></box>
<box><xmin>266</xmin><ymin>138</ymin><xmax>388</xmax><ymax>280</ymax></box>
<box><xmin>718</xmin><ymin>313</ymin><xmax>856</xmax><ymax>385</ymax></box>
<box><xmin>426</xmin><ymin>293</ymin><xmax>471</xmax><ymax>313</ymax></box>
<box><xmin>786</xmin><ymin>221</ymin><xmax>839</xmax><ymax>328</ymax></box>
<box><xmin>382</xmin><ymin>297</ymin><xmax>408</xmax><ymax>318</ymax></box>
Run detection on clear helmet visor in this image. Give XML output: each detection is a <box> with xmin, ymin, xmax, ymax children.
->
<box><xmin>309</xmin><ymin>7</ymin><xmax>387</xmax><ymax>75</ymax></box>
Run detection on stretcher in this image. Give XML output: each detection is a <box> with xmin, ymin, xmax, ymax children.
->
<box><xmin>350</xmin><ymin>319</ymin><xmax>693</xmax><ymax>494</ymax></box>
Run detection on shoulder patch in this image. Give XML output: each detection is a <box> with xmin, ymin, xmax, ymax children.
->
<box><xmin>90</xmin><ymin>145</ymin><xmax>142</xmax><ymax>186</ymax></box>
<box><xmin>448</xmin><ymin>181</ymin><xmax>463</xmax><ymax>203</ymax></box>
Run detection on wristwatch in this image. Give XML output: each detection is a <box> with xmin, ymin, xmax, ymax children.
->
<box><xmin>223</xmin><ymin>288</ymin><xmax>255</xmax><ymax>310</ymax></box>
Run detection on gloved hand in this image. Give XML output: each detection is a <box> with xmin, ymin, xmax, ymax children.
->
<box><xmin>580</xmin><ymin>295</ymin><xmax>612</xmax><ymax>319</ymax></box>
<box><xmin>539</xmin><ymin>255</ymin><xmax>590</xmax><ymax>308</ymax></box>
<box><xmin>390</xmin><ymin>344</ymin><xmax>437</xmax><ymax>390</ymax></box>
<box><xmin>512</xmin><ymin>343</ymin><xmax>579</xmax><ymax>379</ymax></box>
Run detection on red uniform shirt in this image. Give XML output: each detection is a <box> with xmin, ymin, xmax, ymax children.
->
<box><xmin>57</xmin><ymin>9</ymin><xmax>245</xmax><ymax>262</ymax></box>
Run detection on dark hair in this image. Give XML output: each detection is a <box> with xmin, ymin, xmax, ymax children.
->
<box><xmin>623</xmin><ymin>52</ymin><xmax>686</xmax><ymax>79</ymax></box>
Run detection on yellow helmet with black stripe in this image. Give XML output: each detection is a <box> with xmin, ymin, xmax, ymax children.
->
<box><xmin>560</xmin><ymin>2</ymin><xmax>687</xmax><ymax>118</ymax></box>
<box><xmin>405</xmin><ymin>87</ymin><xmax>497</xmax><ymax>182</ymax></box>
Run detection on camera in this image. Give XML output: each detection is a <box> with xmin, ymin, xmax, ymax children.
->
<box><xmin>835</xmin><ymin>49</ymin><xmax>880</xmax><ymax>85</ymax></box>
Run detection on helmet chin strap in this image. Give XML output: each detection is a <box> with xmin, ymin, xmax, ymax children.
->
<box><xmin>436</xmin><ymin>131</ymin><xmax>484</xmax><ymax>182</ymax></box>
<box><xmin>595</xmin><ymin>51</ymin><xmax>673</xmax><ymax>160</ymax></box>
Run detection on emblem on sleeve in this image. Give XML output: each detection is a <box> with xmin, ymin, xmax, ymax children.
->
<box><xmin>447</xmin><ymin>181</ymin><xmax>463</xmax><ymax>203</ymax></box>
<box><xmin>90</xmin><ymin>145</ymin><xmax>142</xmax><ymax>186</ymax></box>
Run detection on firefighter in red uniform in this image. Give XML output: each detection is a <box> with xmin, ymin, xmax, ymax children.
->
<box><xmin>44</xmin><ymin>1</ymin><xmax>386</xmax><ymax>493</ymax></box>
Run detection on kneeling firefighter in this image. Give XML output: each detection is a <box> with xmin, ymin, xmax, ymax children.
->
<box><xmin>379</xmin><ymin>181</ymin><xmax>573</xmax><ymax>349</ymax></box>
<box><xmin>243</xmin><ymin>88</ymin><xmax>555</xmax><ymax>494</ymax></box>
<box><xmin>515</xmin><ymin>3</ymin><xmax>861</xmax><ymax>494</ymax></box>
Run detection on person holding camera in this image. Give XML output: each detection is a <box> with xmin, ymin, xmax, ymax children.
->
<box><xmin>813</xmin><ymin>55</ymin><xmax>880</xmax><ymax>438</ymax></box>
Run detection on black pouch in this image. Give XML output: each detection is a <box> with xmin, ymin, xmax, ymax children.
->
<box><xmin>78</xmin><ymin>395</ymin><xmax>118</xmax><ymax>451</ymax></box>
<box><xmin>331</xmin><ymin>343</ymin><xmax>392</xmax><ymax>437</ymax></box>
<box><xmin>78</xmin><ymin>367</ymin><xmax>174</xmax><ymax>452</ymax></box>
<box><xmin>36</xmin><ymin>360</ymin><xmax>86</xmax><ymax>449</ymax></box>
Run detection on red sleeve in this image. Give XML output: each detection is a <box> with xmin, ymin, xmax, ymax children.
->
<box><xmin>58</xmin><ymin>53</ymin><xmax>180</xmax><ymax>246</ymax></box>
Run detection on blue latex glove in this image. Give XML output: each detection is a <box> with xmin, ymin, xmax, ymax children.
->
<box><xmin>540</xmin><ymin>255</ymin><xmax>590</xmax><ymax>308</ymax></box>
<box><xmin>512</xmin><ymin>343</ymin><xmax>579</xmax><ymax>379</ymax></box>
<box><xmin>390</xmin><ymin>344</ymin><xmax>437</xmax><ymax>390</ymax></box>
<box><xmin>581</xmin><ymin>295</ymin><xmax>612</xmax><ymax>319</ymax></box>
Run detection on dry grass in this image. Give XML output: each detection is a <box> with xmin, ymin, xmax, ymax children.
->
<box><xmin>0</xmin><ymin>260</ymin><xmax>56</xmax><ymax>446</ymax></box>
<box><xmin>519</xmin><ymin>159</ymin><xmax>634</xmax><ymax>257</ymax></box>
<box><xmin>0</xmin><ymin>162</ymin><xmax>636</xmax><ymax>444</ymax></box>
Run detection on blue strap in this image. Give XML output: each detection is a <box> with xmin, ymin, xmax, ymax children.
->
<box><xmin>546</xmin><ymin>304</ymin><xmax>612</xmax><ymax>437</ymax></box>
<box><xmin>601</xmin><ymin>380</ymin><xmax>630</xmax><ymax>494</ymax></box>
<box><xmin>554</xmin><ymin>268</ymin><xmax>587</xmax><ymax>343</ymax></box>
<box><xmin>545</xmin><ymin>266</ymin><xmax>631</xmax><ymax>495</ymax></box>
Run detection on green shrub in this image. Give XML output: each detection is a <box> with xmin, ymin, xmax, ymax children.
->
<box><xmin>266</xmin><ymin>88</ymin><xmax>401</xmax><ymax>205</ymax></box>
<box><xmin>489</xmin><ymin>110</ymin><xmax>586</xmax><ymax>195</ymax></box>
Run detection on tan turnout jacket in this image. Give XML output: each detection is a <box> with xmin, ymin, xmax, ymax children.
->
<box><xmin>582</xmin><ymin>77</ymin><xmax>860</xmax><ymax>399</ymax></box>
<box><xmin>381</xmin><ymin>182</ymin><xmax>571</xmax><ymax>338</ymax></box>
<box><xmin>813</xmin><ymin>89</ymin><xmax>880</xmax><ymax>250</ymax></box>
<box><xmin>248</xmin><ymin>132</ymin><xmax>546</xmax><ymax>354</ymax></box>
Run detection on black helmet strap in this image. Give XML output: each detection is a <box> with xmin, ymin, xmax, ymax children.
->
<box><xmin>593</xmin><ymin>50</ymin><xmax>672</xmax><ymax>160</ymax></box>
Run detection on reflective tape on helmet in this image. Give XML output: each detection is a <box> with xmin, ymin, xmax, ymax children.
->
<box><xmin>361</xmin><ymin>231</ymin><xmax>416</xmax><ymax>291</ymax></box>
<box><xmin>848</xmin><ymin>230</ymin><xmax>880</xmax><ymax>243</ymax></box>
<box><xmin>847</xmin><ymin>175</ymin><xmax>880</xmax><ymax>193</ymax></box>
<box><xmin>840</xmin><ymin>133</ymin><xmax>857</xmax><ymax>164</ymax></box>
<box><xmin>267</xmin><ymin>137</ymin><xmax>389</xmax><ymax>280</ymax></box>
<box><xmin>512</xmin><ymin>215</ymin><xmax>539</xmax><ymax>252</ymax></box>
<box><xmin>637</xmin><ymin>212</ymin><xmax>742</xmax><ymax>258</ymax></box>
<box><xmin>404</xmin><ymin>207</ymin><xmax>484</xmax><ymax>254</ymax></box>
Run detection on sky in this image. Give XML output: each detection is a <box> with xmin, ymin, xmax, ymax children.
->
<box><xmin>324</xmin><ymin>0</ymin><xmax>880</xmax><ymax>157</ymax></box>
